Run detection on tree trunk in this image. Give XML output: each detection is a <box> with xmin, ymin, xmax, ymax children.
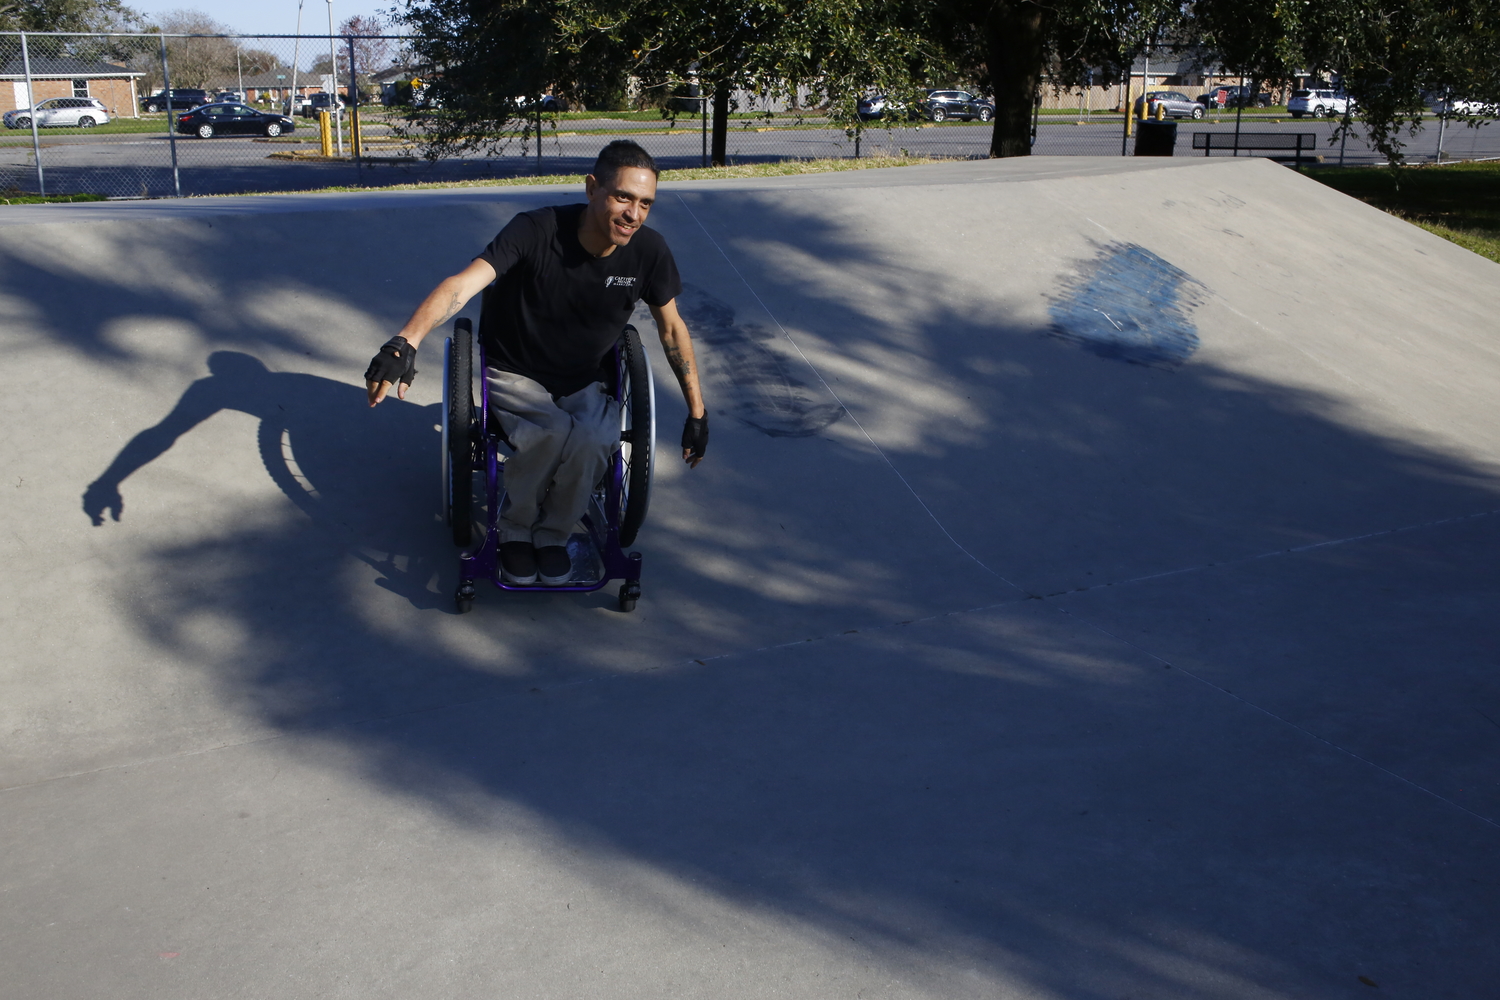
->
<box><xmin>984</xmin><ymin>0</ymin><xmax>1046</xmax><ymax>158</ymax></box>
<box><xmin>712</xmin><ymin>82</ymin><xmax>729</xmax><ymax>167</ymax></box>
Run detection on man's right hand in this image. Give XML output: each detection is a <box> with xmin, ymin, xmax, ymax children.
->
<box><xmin>682</xmin><ymin>415</ymin><xmax>708</xmax><ymax>467</ymax></box>
<box><xmin>366</xmin><ymin>336</ymin><xmax>418</xmax><ymax>406</ymax></box>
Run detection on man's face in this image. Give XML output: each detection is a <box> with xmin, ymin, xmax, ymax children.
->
<box><xmin>583</xmin><ymin>167</ymin><xmax>657</xmax><ymax>249</ymax></box>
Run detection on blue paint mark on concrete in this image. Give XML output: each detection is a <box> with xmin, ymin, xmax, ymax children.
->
<box><xmin>1049</xmin><ymin>243</ymin><xmax>1206</xmax><ymax>369</ymax></box>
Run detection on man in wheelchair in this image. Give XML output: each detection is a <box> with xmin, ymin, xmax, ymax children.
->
<box><xmin>365</xmin><ymin>140</ymin><xmax>708</xmax><ymax>586</ymax></box>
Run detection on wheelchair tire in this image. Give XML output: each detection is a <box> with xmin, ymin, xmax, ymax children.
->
<box><xmin>616</xmin><ymin>324</ymin><xmax>654</xmax><ymax>547</ymax></box>
<box><xmin>444</xmin><ymin>319</ymin><xmax>475</xmax><ymax>546</ymax></box>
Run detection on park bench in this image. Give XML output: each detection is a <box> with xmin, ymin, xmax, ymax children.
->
<box><xmin>1191</xmin><ymin>131</ymin><xmax>1319</xmax><ymax>166</ymax></box>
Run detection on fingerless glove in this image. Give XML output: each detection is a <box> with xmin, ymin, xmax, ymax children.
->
<box><xmin>364</xmin><ymin>336</ymin><xmax>418</xmax><ymax>388</ymax></box>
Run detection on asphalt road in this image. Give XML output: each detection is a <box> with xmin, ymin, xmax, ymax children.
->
<box><xmin>2</xmin><ymin>116</ymin><xmax>1497</xmax><ymax>197</ymax></box>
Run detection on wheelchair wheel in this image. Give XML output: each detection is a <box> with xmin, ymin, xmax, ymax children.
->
<box><xmin>443</xmin><ymin>318</ymin><xmax>475</xmax><ymax>546</ymax></box>
<box><xmin>616</xmin><ymin>324</ymin><xmax>655</xmax><ymax>547</ymax></box>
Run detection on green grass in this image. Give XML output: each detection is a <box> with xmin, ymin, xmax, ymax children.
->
<box><xmin>0</xmin><ymin>116</ymin><xmax>174</xmax><ymax>139</ymax></box>
<box><xmin>0</xmin><ymin>190</ymin><xmax>106</xmax><ymax>205</ymax></box>
<box><xmin>1302</xmin><ymin>160</ymin><xmax>1500</xmax><ymax>264</ymax></box>
<box><xmin>555</xmin><ymin>109</ymin><xmax>778</xmax><ymax>122</ymax></box>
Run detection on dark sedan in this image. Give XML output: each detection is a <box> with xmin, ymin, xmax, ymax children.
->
<box><xmin>176</xmin><ymin>103</ymin><xmax>296</xmax><ymax>138</ymax></box>
<box><xmin>923</xmin><ymin>90</ymin><xmax>994</xmax><ymax>122</ymax></box>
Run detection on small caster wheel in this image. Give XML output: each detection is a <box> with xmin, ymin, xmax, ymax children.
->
<box><xmin>618</xmin><ymin>580</ymin><xmax>641</xmax><ymax>613</ymax></box>
<box><xmin>456</xmin><ymin>581</ymin><xmax>477</xmax><ymax>614</ymax></box>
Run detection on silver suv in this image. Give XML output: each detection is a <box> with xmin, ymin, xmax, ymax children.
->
<box><xmin>3</xmin><ymin>97</ymin><xmax>110</xmax><ymax>129</ymax></box>
<box><xmin>1288</xmin><ymin>89</ymin><xmax>1352</xmax><ymax>118</ymax></box>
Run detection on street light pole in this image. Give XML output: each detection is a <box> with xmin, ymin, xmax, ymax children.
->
<box><xmin>290</xmin><ymin>0</ymin><xmax>305</xmax><ymax>116</ymax></box>
<box><xmin>327</xmin><ymin>0</ymin><xmax>342</xmax><ymax>155</ymax></box>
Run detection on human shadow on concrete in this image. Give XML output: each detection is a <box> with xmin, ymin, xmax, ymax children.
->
<box><xmin>83</xmin><ymin>350</ymin><xmax>450</xmax><ymax>611</ymax></box>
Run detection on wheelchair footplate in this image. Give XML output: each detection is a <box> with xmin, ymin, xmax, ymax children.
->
<box><xmin>456</xmin><ymin>491</ymin><xmax>643</xmax><ymax>614</ymax></box>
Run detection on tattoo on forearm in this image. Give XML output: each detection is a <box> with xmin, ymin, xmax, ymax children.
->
<box><xmin>665</xmin><ymin>345</ymin><xmax>693</xmax><ymax>385</ymax></box>
<box><xmin>441</xmin><ymin>290</ymin><xmax>462</xmax><ymax>324</ymax></box>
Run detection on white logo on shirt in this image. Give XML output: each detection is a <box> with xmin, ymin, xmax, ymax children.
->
<box><xmin>604</xmin><ymin>276</ymin><xmax>636</xmax><ymax>288</ymax></box>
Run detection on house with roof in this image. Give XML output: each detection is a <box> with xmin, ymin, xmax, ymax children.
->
<box><xmin>0</xmin><ymin>54</ymin><xmax>145</xmax><ymax>117</ymax></box>
<box><xmin>225</xmin><ymin>66</ymin><xmax>337</xmax><ymax>107</ymax></box>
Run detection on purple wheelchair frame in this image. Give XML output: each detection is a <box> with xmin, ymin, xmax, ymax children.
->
<box><xmin>454</xmin><ymin>336</ymin><xmax>644</xmax><ymax>611</ymax></box>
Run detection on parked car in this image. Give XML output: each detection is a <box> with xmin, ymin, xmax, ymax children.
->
<box><xmin>300</xmin><ymin>92</ymin><xmax>343</xmax><ymax>118</ymax></box>
<box><xmin>1437</xmin><ymin>98</ymin><xmax>1492</xmax><ymax>116</ymax></box>
<box><xmin>857</xmin><ymin>93</ymin><xmax>897</xmax><ymax>121</ymax></box>
<box><xmin>1452</xmin><ymin>100</ymin><xmax>1492</xmax><ymax>115</ymax></box>
<box><xmin>1195</xmin><ymin>85</ymin><xmax>1272</xmax><ymax>109</ymax></box>
<box><xmin>3</xmin><ymin>97</ymin><xmax>110</xmax><ymax>129</ymax></box>
<box><xmin>213</xmin><ymin>90</ymin><xmax>245</xmax><ymax>104</ymax></box>
<box><xmin>141</xmin><ymin>89</ymin><xmax>209</xmax><ymax>113</ymax></box>
<box><xmin>176</xmin><ymin>103</ymin><xmax>296</xmax><ymax>138</ymax></box>
<box><xmin>1287</xmin><ymin>89</ymin><xmax>1352</xmax><ymax>118</ymax></box>
<box><xmin>1136</xmin><ymin>91</ymin><xmax>1205</xmax><ymax>119</ymax></box>
<box><xmin>515</xmin><ymin>94</ymin><xmax>569</xmax><ymax>112</ymax></box>
<box><xmin>921</xmin><ymin>90</ymin><xmax>994</xmax><ymax>122</ymax></box>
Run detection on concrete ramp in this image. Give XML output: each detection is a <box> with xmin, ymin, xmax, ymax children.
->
<box><xmin>4</xmin><ymin>158</ymin><xmax>1498</xmax><ymax>999</ymax></box>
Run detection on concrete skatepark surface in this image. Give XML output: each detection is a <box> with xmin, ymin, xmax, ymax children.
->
<box><xmin>3</xmin><ymin>157</ymin><xmax>1498</xmax><ymax>998</ymax></box>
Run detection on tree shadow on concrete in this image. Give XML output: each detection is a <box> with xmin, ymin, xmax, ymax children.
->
<box><xmin>14</xmin><ymin>182</ymin><xmax>1500</xmax><ymax>997</ymax></box>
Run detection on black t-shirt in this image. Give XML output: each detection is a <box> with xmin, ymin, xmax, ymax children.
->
<box><xmin>475</xmin><ymin>203</ymin><xmax>682</xmax><ymax>396</ymax></box>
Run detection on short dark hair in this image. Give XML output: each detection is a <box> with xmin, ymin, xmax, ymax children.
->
<box><xmin>592</xmin><ymin>140</ymin><xmax>659</xmax><ymax>187</ymax></box>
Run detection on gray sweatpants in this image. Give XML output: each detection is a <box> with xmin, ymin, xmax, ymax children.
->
<box><xmin>486</xmin><ymin>368</ymin><xmax>621</xmax><ymax>548</ymax></box>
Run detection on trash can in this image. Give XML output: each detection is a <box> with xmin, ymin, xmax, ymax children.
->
<box><xmin>1134</xmin><ymin>119</ymin><xmax>1178</xmax><ymax>156</ymax></box>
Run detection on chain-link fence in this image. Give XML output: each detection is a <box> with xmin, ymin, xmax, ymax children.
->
<box><xmin>0</xmin><ymin>30</ymin><xmax>418</xmax><ymax>198</ymax></box>
<box><xmin>2</xmin><ymin>31</ymin><xmax>1495</xmax><ymax>200</ymax></box>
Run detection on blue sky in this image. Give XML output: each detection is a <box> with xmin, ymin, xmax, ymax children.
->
<box><xmin>127</xmin><ymin>1</ymin><xmax>401</xmax><ymax>38</ymax></box>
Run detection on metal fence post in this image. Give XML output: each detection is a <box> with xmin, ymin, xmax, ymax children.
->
<box><xmin>19</xmin><ymin>32</ymin><xmax>44</xmax><ymax>196</ymax></box>
<box><xmin>158</xmin><ymin>33</ymin><xmax>181</xmax><ymax>197</ymax></box>
<box><xmin>701</xmin><ymin>95</ymin><xmax>707</xmax><ymax>167</ymax></box>
<box><xmin>348</xmin><ymin>35</ymin><xmax>362</xmax><ymax>178</ymax></box>
<box><xmin>1435</xmin><ymin>90</ymin><xmax>1449</xmax><ymax>162</ymax></box>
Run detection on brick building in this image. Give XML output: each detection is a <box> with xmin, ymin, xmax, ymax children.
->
<box><xmin>0</xmin><ymin>55</ymin><xmax>145</xmax><ymax>117</ymax></box>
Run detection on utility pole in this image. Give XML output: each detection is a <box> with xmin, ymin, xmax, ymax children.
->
<box><xmin>290</xmin><ymin>0</ymin><xmax>306</xmax><ymax>116</ymax></box>
<box><xmin>327</xmin><ymin>0</ymin><xmax>342</xmax><ymax>155</ymax></box>
<box><xmin>158</xmin><ymin>33</ymin><xmax>180</xmax><ymax>196</ymax></box>
<box><xmin>19</xmin><ymin>33</ymin><xmax>43</xmax><ymax>195</ymax></box>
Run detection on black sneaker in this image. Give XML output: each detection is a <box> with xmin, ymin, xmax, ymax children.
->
<box><xmin>536</xmin><ymin>545</ymin><xmax>572</xmax><ymax>586</ymax></box>
<box><xmin>500</xmin><ymin>541</ymin><xmax>537</xmax><ymax>585</ymax></box>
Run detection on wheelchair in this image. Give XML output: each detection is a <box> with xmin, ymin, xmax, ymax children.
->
<box><xmin>442</xmin><ymin>316</ymin><xmax>655</xmax><ymax>613</ymax></box>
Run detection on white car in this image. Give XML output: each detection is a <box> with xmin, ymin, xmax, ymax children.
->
<box><xmin>3</xmin><ymin>97</ymin><xmax>111</xmax><ymax>129</ymax></box>
<box><xmin>1287</xmin><ymin>89</ymin><xmax>1352</xmax><ymax>119</ymax></box>
<box><xmin>1449</xmin><ymin>99</ymin><xmax>1493</xmax><ymax>116</ymax></box>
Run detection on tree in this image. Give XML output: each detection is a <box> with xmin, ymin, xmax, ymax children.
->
<box><xmin>928</xmin><ymin>0</ymin><xmax>1186</xmax><ymax>157</ymax></box>
<box><xmin>1296</xmin><ymin>0</ymin><xmax>1500</xmax><ymax>162</ymax></box>
<box><xmin>126</xmin><ymin>9</ymin><xmax>238</xmax><ymax>93</ymax></box>
<box><xmin>1195</xmin><ymin>0</ymin><xmax>1500</xmax><ymax>163</ymax></box>
<box><xmin>392</xmin><ymin>0</ymin><xmax>942</xmax><ymax>164</ymax></box>
<box><xmin>340</xmin><ymin>14</ymin><xmax>393</xmax><ymax>79</ymax></box>
<box><xmin>621</xmin><ymin>0</ymin><xmax>943</xmax><ymax>164</ymax></box>
<box><xmin>0</xmin><ymin>0</ymin><xmax>144</xmax><ymax>60</ymax></box>
<box><xmin>0</xmin><ymin>0</ymin><xmax>138</xmax><ymax>32</ymax></box>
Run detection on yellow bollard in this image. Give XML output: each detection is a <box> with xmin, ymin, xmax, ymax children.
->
<box><xmin>319</xmin><ymin>110</ymin><xmax>333</xmax><ymax>156</ymax></box>
<box><xmin>1155</xmin><ymin>101</ymin><xmax>1166</xmax><ymax>121</ymax></box>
